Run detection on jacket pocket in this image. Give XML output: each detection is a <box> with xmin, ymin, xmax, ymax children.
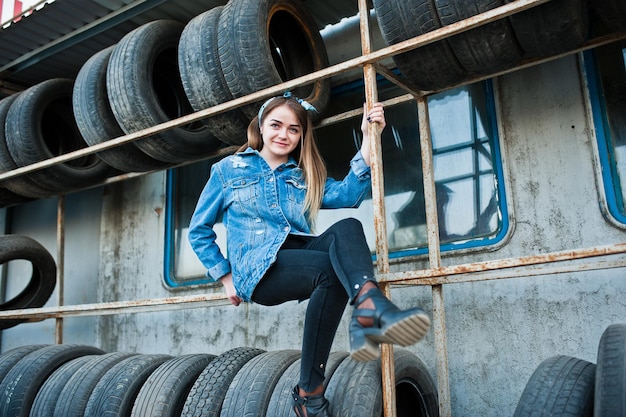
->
<box><xmin>285</xmin><ymin>177</ymin><xmax>306</xmax><ymax>203</ymax></box>
<box><xmin>229</xmin><ymin>177</ymin><xmax>260</xmax><ymax>203</ymax></box>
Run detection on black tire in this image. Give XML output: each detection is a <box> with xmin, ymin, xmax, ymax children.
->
<box><xmin>220</xmin><ymin>350</ymin><xmax>301</xmax><ymax>417</ymax></box>
<box><xmin>373</xmin><ymin>0</ymin><xmax>466</xmax><ymax>91</ymax></box>
<box><xmin>73</xmin><ymin>46</ymin><xmax>170</xmax><ymax>172</ymax></box>
<box><xmin>0</xmin><ymin>345</ymin><xmax>46</xmax><ymax>384</ymax></box>
<box><xmin>0</xmin><ymin>344</ymin><xmax>104</xmax><ymax>417</ymax></box>
<box><xmin>181</xmin><ymin>347</ymin><xmax>265</xmax><ymax>417</ymax></box>
<box><xmin>0</xmin><ymin>187</ymin><xmax>34</xmax><ymax>208</ymax></box>
<box><xmin>29</xmin><ymin>354</ymin><xmax>99</xmax><ymax>417</ymax></box>
<box><xmin>504</xmin><ymin>0</ymin><xmax>588</xmax><ymax>58</ymax></box>
<box><xmin>326</xmin><ymin>348</ymin><xmax>438</xmax><ymax>417</ymax></box>
<box><xmin>83</xmin><ymin>353</ymin><xmax>172</xmax><ymax>417</ymax></box>
<box><xmin>433</xmin><ymin>0</ymin><xmax>523</xmax><ymax>76</ymax></box>
<box><xmin>0</xmin><ymin>94</ymin><xmax>55</xmax><ymax>199</ymax></box>
<box><xmin>5</xmin><ymin>78</ymin><xmax>116</xmax><ymax>194</ymax></box>
<box><xmin>266</xmin><ymin>351</ymin><xmax>349</xmax><ymax>417</ymax></box>
<box><xmin>595</xmin><ymin>323</ymin><xmax>626</xmax><ymax>417</ymax></box>
<box><xmin>590</xmin><ymin>0</ymin><xmax>626</xmax><ymax>33</ymax></box>
<box><xmin>513</xmin><ymin>355</ymin><xmax>595</xmax><ymax>417</ymax></box>
<box><xmin>178</xmin><ymin>7</ymin><xmax>249</xmax><ymax>146</ymax></box>
<box><xmin>217</xmin><ymin>0</ymin><xmax>330</xmax><ymax>119</ymax></box>
<box><xmin>53</xmin><ymin>351</ymin><xmax>138</xmax><ymax>417</ymax></box>
<box><xmin>0</xmin><ymin>235</ymin><xmax>56</xmax><ymax>330</ymax></box>
<box><xmin>107</xmin><ymin>20</ymin><xmax>222</xmax><ymax>163</ymax></box>
<box><xmin>130</xmin><ymin>354</ymin><xmax>215</xmax><ymax>417</ymax></box>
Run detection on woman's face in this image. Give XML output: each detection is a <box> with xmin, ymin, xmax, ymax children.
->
<box><xmin>259</xmin><ymin>104</ymin><xmax>302</xmax><ymax>167</ymax></box>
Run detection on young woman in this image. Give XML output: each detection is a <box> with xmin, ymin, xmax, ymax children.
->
<box><xmin>188</xmin><ymin>92</ymin><xmax>430</xmax><ymax>417</ymax></box>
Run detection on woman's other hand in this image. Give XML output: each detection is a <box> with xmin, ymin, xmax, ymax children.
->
<box><xmin>220</xmin><ymin>272</ymin><xmax>242</xmax><ymax>306</ymax></box>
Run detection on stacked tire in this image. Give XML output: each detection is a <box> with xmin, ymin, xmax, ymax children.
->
<box><xmin>0</xmin><ymin>234</ymin><xmax>56</xmax><ymax>330</ymax></box>
<box><xmin>0</xmin><ymin>345</ymin><xmax>438</xmax><ymax>417</ymax></box>
<box><xmin>3</xmin><ymin>0</ymin><xmax>622</xmax><ymax>207</ymax></box>
<box><xmin>0</xmin><ymin>80</ymin><xmax>116</xmax><ymax>207</ymax></box>
<box><xmin>589</xmin><ymin>0</ymin><xmax>626</xmax><ymax>34</ymax></box>
<box><xmin>73</xmin><ymin>0</ymin><xmax>330</xmax><ymax>166</ymax></box>
<box><xmin>372</xmin><ymin>0</ymin><xmax>590</xmax><ymax>92</ymax></box>
<box><xmin>177</xmin><ymin>0</ymin><xmax>330</xmax><ymax>145</ymax></box>
<box><xmin>0</xmin><ymin>0</ymin><xmax>330</xmax><ymax>208</ymax></box>
<box><xmin>513</xmin><ymin>323</ymin><xmax>626</xmax><ymax>417</ymax></box>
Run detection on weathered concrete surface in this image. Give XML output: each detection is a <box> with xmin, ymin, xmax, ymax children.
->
<box><xmin>2</xmin><ymin>55</ymin><xmax>625</xmax><ymax>417</ymax></box>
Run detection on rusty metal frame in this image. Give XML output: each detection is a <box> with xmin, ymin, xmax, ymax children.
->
<box><xmin>55</xmin><ymin>195</ymin><xmax>65</xmax><ymax>344</ymax></box>
<box><xmin>1</xmin><ymin>249</ymin><xmax>623</xmax><ymax>320</ymax></box>
<box><xmin>1</xmin><ymin>1</ymin><xmax>626</xmax><ymax>416</ymax></box>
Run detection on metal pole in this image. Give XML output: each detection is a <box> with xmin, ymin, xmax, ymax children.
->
<box><xmin>55</xmin><ymin>195</ymin><xmax>65</xmax><ymax>344</ymax></box>
<box><xmin>417</xmin><ymin>97</ymin><xmax>451</xmax><ymax>416</ymax></box>
<box><xmin>358</xmin><ymin>1</ymin><xmax>396</xmax><ymax>416</ymax></box>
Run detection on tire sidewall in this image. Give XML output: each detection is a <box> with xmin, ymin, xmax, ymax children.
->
<box><xmin>107</xmin><ymin>20</ymin><xmax>221</xmax><ymax>163</ymax></box>
<box><xmin>0</xmin><ymin>235</ymin><xmax>56</xmax><ymax>330</ymax></box>
<box><xmin>218</xmin><ymin>0</ymin><xmax>330</xmax><ymax>119</ymax></box>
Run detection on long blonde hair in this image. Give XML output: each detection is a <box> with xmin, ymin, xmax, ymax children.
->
<box><xmin>238</xmin><ymin>96</ymin><xmax>327</xmax><ymax>225</ymax></box>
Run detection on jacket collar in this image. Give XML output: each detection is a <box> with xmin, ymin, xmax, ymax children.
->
<box><xmin>238</xmin><ymin>147</ymin><xmax>298</xmax><ymax>168</ymax></box>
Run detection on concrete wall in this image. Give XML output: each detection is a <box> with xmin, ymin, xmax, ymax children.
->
<box><xmin>2</xmin><ymin>55</ymin><xmax>625</xmax><ymax>416</ymax></box>
<box><xmin>1</xmin><ymin>187</ymin><xmax>102</xmax><ymax>349</ymax></box>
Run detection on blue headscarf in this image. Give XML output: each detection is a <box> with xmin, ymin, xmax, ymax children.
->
<box><xmin>257</xmin><ymin>91</ymin><xmax>317</xmax><ymax>126</ymax></box>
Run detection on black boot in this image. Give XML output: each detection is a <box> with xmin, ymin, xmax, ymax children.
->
<box><xmin>349</xmin><ymin>287</ymin><xmax>430</xmax><ymax>362</ymax></box>
<box><xmin>292</xmin><ymin>385</ymin><xmax>331</xmax><ymax>417</ymax></box>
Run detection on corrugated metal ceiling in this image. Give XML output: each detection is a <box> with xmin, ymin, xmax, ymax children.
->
<box><xmin>0</xmin><ymin>0</ymin><xmax>359</xmax><ymax>92</ymax></box>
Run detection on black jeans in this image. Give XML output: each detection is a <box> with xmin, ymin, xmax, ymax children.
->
<box><xmin>251</xmin><ymin>218</ymin><xmax>376</xmax><ymax>392</ymax></box>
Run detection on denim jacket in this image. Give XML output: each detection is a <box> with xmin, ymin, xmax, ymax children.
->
<box><xmin>188</xmin><ymin>147</ymin><xmax>371</xmax><ymax>302</ymax></box>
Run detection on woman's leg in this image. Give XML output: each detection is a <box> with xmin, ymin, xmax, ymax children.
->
<box><xmin>304</xmin><ymin>218</ymin><xmax>430</xmax><ymax>361</ymax></box>
<box><xmin>252</xmin><ymin>218</ymin><xmax>383</xmax><ymax>390</ymax></box>
<box><xmin>302</xmin><ymin>218</ymin><xmax>377</xmax><ymax>303</ymax></box>
<box><xmin>252</xmin><ymin>248</ymin><xmax>348</xmax><ymax>393</ymax></box>
<box><xmin>253</xmin><ymin>218</ymin><xmax>429</xmax><ymax>393</ymax></box>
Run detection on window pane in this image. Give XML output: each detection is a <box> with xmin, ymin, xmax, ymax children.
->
<box><xmin>434</xmin><ymin>148</ymin><xmax>474</xmax><ymax>181</ymax></box>
<box><xmin>430</xmin><ymin>89</ymin><xmax>474</xmax><ymax>147</ymax></box>
<box><xmin>430</xmin><ymin>83</ymin><xmax>500</xmax><ymax>243</ymax></box>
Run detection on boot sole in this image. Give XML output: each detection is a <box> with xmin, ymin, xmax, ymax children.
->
<box><xmin>349</xmin><ymin>312</ymin><xmax>431</xmax><ymax>362</ymax></box>
<box><xmin>350</xmin><ymin>337</ymin><xmax>380</xmax><ymax>362</ymax></box>
<box><xmin>368</xmin><ymin>311</ymin><xmax>431</xmax><ymax>346</ymax></box>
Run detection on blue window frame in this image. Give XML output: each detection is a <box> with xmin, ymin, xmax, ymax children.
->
<box><xmin>584</xmin><ymin>40</ymin><xmax>626</xmax><ymax>224</ymax></box>
<box><xmin>164</xmin><ymin>79</ymin><xmax>509</xmax><ymax>288</ymax></box>
<box><xmin>164</xmin><ymin>155</ymin><xmax>226</xmax><ymax>288</ymax></box>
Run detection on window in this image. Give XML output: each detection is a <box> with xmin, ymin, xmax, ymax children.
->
<box><xmin>164</xmin><ymin>156</ymin><xmax>226</xmax><ymax>288</ymax></box>
<box><xmin>315</xmin><ymin>80</ymin><xmax>507</xmax><ymax>258</ymax></box>
<box><xmin>164</xmin><ymin>80</ymin><xmax>509</xmax><ymax>287</ymax></box>
<box><xmin>585</xmin><ymin>40</ymin><xmax>626</xmax><ymax>224</ymax></box>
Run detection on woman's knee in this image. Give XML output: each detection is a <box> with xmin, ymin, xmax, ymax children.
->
<box><xmin>332</xmin><ymin>217</ymin><xmax>365</xmax><ymax>235</ymax></box>
<box><xmin>337</xmin><ymin>217</ymin><xmax>362</xmax><ymax>228</ymax></box>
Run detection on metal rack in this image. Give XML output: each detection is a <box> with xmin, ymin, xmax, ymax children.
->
<box><xmin>1</xmin><ymin>0</ymin><xmax>626</xmax><ymax>415</ymax></box>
